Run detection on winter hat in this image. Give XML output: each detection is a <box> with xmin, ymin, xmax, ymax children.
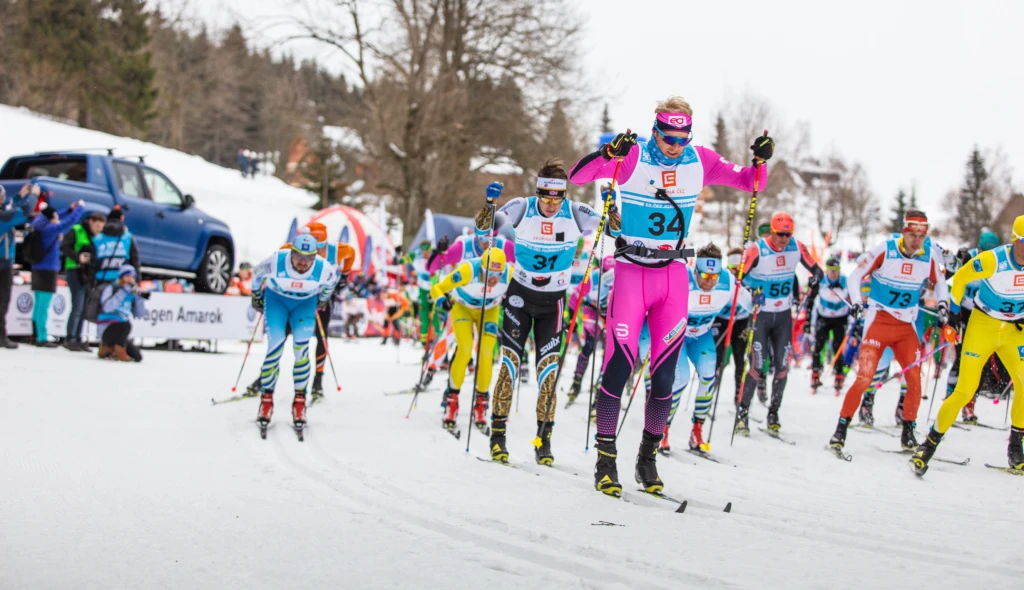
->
<box><xmin>119</xmin><ymin>265</ymin><xmax>137</xmax><ymax>279</ymax></box>
<box><xmin>108</xmin><ymin>206</ymin><xmax>124</xmax><ymax>221</ymax></box>
<box><xmin>978</xmin><ymin>231</ymin><xmax>999</xmax><ymax>251</ymax></box>
<box><xmin>825</xmin><ymin>255</ymin><xmax>841</xmax><ymax>269</ymax></box>
<box><xmin>40</xmin><ymin>203</ymin><xmax>58</xmax><ymax>220</ymax></box>
<box><xmin>770</xmin><ymin>212</ymin><xmax>794</xmax><ymax>234</ymax></box>
<box><xmin>291</xmin><ymin>228</ymin><xmax>319</xmax><ymax>257</ymax></box>
<box><xmin>1013</xmin><ymin>216</ymin><xmax>1024</xmax><ymax>242</ymax></box>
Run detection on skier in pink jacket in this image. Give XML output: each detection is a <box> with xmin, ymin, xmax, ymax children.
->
<box><xmin>568</xmin><ymin>95</ymin><xmax>773</xmax><ymax>496</ymax></box>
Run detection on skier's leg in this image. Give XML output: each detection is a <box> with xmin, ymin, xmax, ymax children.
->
<box><xmin>690</xmin><ymin>330</ymin><xmax>718</xmax><ymax>423</ymax></box>
<box><xmin>838</xmin><ymin>314</ymin><xmax>889</xmax><ymax>420</ymax></box>
<box><xmin>492</xmin><ymin>297</ymin><xmax>533</xmax><ymax>420</ymax></box>
<box><xmin>666</xmin><ymin>339</ymin><xmax>692</xmax><ymax>427</ymax></box>
<box><xmin>447</xmin><ymin>304</ymin><xmax>476</xmax><ymax>392</ymax></box>
<box><xmin>260</xmin><ymin>292</ymin><xmax>290</xmax><ymax>392</ymax></box>
<box><xmin>768</xmin><ymin>311</ymin><xmax>793</xmax><ymax>414</ymax></box>
<box><xmin>534</xmin><ymin>297</ymin><xmax>564</xmax><ymax>423</ymax></box>
<box><xmin>731</xmin><ymin>316</ymin><xmax>750</xmax><ymax>398</ymax></box>
<box><xmin>935</xmin><ymin>310</ymin><xmax>998</xmax><ymax>433</ymax></box>
<box><xmin>289</xmin><ymin>298</ymin><xmax>318</xmax><ymax>394</ymax></box>
<box><xmin>810</xmin><ymin>318</ymin><xmax>829</xmax><ymax>373</ymax></box>
<box><xmin>470</xmin><ymin>305</ymin><xmax>500</xmax><ymax>394</ymax></box>
<box><xmin>418</xmin><ymin>288</ymin><xmax>431</xmax><ymax>344</ymax></box>
<box><xmin>640</xmin><ymin>264</ymin><xmax>689</xmax><ymax>439</ymax></box>
<box><xmin>739</xmin><ymin>312</ymin><xmax>774</xmax><ymax>410</ymax></box>
<box><xmin>597</xmin><ymin>264</ymin><xmax>649</xmax><ymax>437</ymax></box>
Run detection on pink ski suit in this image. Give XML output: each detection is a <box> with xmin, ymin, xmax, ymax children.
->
<box><xmin>569</xmin><ymin>139</ymin><xmax>766</xmax><ymax>438</ymax></box>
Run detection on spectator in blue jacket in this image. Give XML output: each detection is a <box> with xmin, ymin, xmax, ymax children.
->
<box><xmin>30</xmin><ymin>200</ymin><xmax>85</xmax><ymax>347</ymax></box>
<box><xmin>0</xmin><ymin>185</ymin><xmax>39</xmax><ymax>348</ymax></box>
<box><xmin>97</xmin><ymin>265</ymin><xmax>147</xmax><ymax>362</ymax></box>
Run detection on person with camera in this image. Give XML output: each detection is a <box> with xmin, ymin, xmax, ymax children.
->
<box><xmin>61</xmin><ymin>211</ymin><xmax>106</xmax><ymax>352</ymax></box>
<box><xmin>96</xmin><ymin>265</ymin><xmax>148</xmax><ymax>362</ymax></box>
<box><xmin>30</xmin><ymin>199</ymin><xmax>86</xmax><ymax>347</ymax></box>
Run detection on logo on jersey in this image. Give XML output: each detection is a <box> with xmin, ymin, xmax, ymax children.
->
<box><xmin>508</xmin><ymin>295</ymin><xmax>524</xmax><ymax>309</ymax></box>
<box><xmin>1015</xmin><ymin>275</ymin><xmax>1024</xmax><ymax>287</ymax></box>
<box><xmin>541</xmin><ymin>222</ymin><xmax>553</xmax><ymax>235</ymax></box>
<box><xmin>663</xmin><ymin>317</ymin><xmax>686</xmax><ymax>345</ymax></box>
<box><xmin>776</xmin><ymin>257</ymin><xmax>786</xmax><ymax>267</ymax></box>
<box><xmin>662</xmin><ymin>171</ymin><xmax>676</xmax><ymax>187</ymax></box>
<box><xmin>901</xmin><ymin>263</ymin><xmax>913</xmax><ymax>275</ymax></box>
<box><xmin>699</xmin><ymin>294</ymin><xmax>711</xmax><ymax>305</ymax></box>
<box><xmin>1018</xmin><ymin>345</ymin><xmax>1024</xmax><ymax>360</ymax></box>
<box><xmin>615</xmin><ymin>323</ymin><xmax>629</xmax><ymax>339</ymax></box>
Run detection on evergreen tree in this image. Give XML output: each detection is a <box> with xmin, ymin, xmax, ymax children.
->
<box><xmin>301</xmin><ymin>132</ymin><xmax>346</xmax><ymax>208</ymax></box>
<box><xmin>890</xmin><ymin>189</ymin><xmax>908</xmax><ymax>233</ymax></box>
<box><xmin>101</xmin><ymin>0</ymin><xmax>158</xmax><ymax>131</ymax></box>
<box><xmin>909</xmin><ymin>187</ymin><xmax>918</xmax><ymax>210</ymax></box>
<box><xmin>600</xmin><ymin>104</ymin><xmax>612</xmax><ymax>133</ymax></box>
<box><xmin>957</xmin><ymin>147</ymin><xmax>993</xmax><ymax>246</ymax></box>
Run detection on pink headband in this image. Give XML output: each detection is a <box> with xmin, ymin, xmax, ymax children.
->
<box><xmin>656</xmin><ymin>112</ymin><xmax>692</xmax><ymax>129</ymax></box>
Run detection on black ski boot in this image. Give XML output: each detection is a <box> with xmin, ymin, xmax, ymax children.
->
<box><xmin>766</xmin><ymin>408</ymin><xmax>781</xmax><ymax>432</ymax></box>
<box><xmin>910</xmin><ymin>428</ymin><xmax>944</xmax><ymax>475</ymax></box>
<box><xmin>830</xmin><ymin>417</ymin><xmax>850</xmax><ymax>450</ymax></box>
<box><xmin>858</xmin><ymin>393</ymin><xmax>875</xmax><ymax>426</ymax></box>
<box><xmin>756</xmin><ymin>379</ymin><xmax>768</xmax><ymax>404</ymax></box>
<box><xmin>901</xmin><ymin>420</ymin><xmax>919</xmax><ymax>451</ymax></box>
<box><xmin>1009</xmin><ymin>427</ymin><xmax>1024</xmax><ymax>470</ymax></box>
<box><xmin>567</xmin><ymin>373</ymin><xmax>584</xmax><ymax>405</ymax></box>
<box><xmin>311</xmin><ymin>373</ymin><xmax>324</xmax><ymax>401</ymax></box>
<box><xmin>245</xmin><ymin>376</ymin><xmax>262</xmax><ymax>398</ymax></box>
<box><xmin>534</xmin><ymin>421</ymin><xmax>554</xmax><ymax>466</ymax></box>
<box><xmin>635</xmin><ymin>430</ymin><xmax>664</xmax><ymax>494</ymax></box>
<box><xmin>894</xmin><ymin>395</ymin><xmax>905</xmax><ymax>426</ymax></box>
<box><xmin>811</xmin><ymin>370</ymin><xmax>822</xmax><ymax>393</ymax></box>
<box><xmin>734</xmin><ymin>405</ymin><xmax>751</xmax><ymax>436</ymax></box>
<box><xmin>594</xmin><ymin>435</ymin><xmax>621</xmax><ymax>497</ymax></box>
<box><xmin>422</xmin><ymin>367</ymin><xmax>435</xmax><ymax>388</ymax></box>
<box><xmin>489</xmin><ymin>418</ymin><xmax>509</xmax><ymax>463</ymax></box>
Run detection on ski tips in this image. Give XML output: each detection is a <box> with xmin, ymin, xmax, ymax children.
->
<box><xmin>724</xmin><ymin>502</ymin><xmax>732</xmax><ymax>513</ymax></box>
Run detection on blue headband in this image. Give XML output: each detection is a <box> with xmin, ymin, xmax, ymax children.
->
<box><xmin>696</xmin><ymin>257</ymin><xmax>720</xmax><ymax>274</ymax></box>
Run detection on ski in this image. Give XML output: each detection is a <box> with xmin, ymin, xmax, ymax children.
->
<box><xmin>293</xmin><ymin>423</ymin><xmax>305</xmax><ymax>442</ymax></box>
<box><xmin>961</xmin><ymin>422</ymin><xmax>1009</xmax><ymax>431</ymax></box>
<box><xmin>309</xmin><ymin>394</ymin><xmax>324</xmax><ymax>408</ymax></box>
<box><xmin>984</xmin><ymin>463</ymin><xmax>1024</xmax><ymax>475</ymax></box>
<box><xmin>876</xmin><ymin>447</ymin><xmax>970</xmax><ymax>466</ymax></box>
<box><xmin>950</xmin><ymin>422</ymin><xmax>972</xmax><ymax>431</ymax></box>
<box><xmin>257</xmin><ymin>420</ymin><xmax>270</xmax><ymax>440</ymax></box>
<box><xmin>474</xmin><ymin>422</ymin><xmax>491</xmax><ymax>436</ymax></box>
<box><xmin>212</xmin><ymin>393</ymin><xmax>254</xmax><ymax>405</ymax></box>
<box><xmin>443</xmin><ymin>424</ymin><xmax>462</xmax><ymax>440</ymax></box>
<box><xmin>825</xmin><ymin>446</ymin><xmax>853</xmax><ymax>462</ymax></box>
<box><xmin>685</xmin><ymin>448</ymin><xmax>721</xmax><ymax>463</ymax></box>
<box><xmin>622</xmin><ymin>489</ymin><xmax>687</xmax><ymax>513</ymax></box>
<box><xmin>474</xmin><ymin>456</ymin><xmax>523</xmax><ymax>470</ymax></box>
<box><xmin>758</xmin><ymin>427</ymin><xmax>796</xmax><ymax>446</ymax></box>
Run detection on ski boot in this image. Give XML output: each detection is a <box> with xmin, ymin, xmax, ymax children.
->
<box><xmin>659</xmin><ymin>425</ymin><xmax>672</xmax><ymax>456</ymax></box>
<box><xmin>594</xmin><ymin>435</ymin><xmax>622</xmax><ymax>497</ymax></box>
<box><xmin>472</xmin><ymin>391</ymin><xmax>489</xmax><ymax>433</ymax></box>
<box><xmin>567</xmin><ymin>373</ymin><xmax>584</xmax><ymax>405</ymax></box>
<box><xmin>829</xmin><ymin>417</ymin><xmax>850</xmax><ymax>451</ymax></box>
<box><xmin>534</xmin><ymin>421</ymin><xmax>554</xmax><ymax>465</ymax></box>
<box><xmin>688</xmin><ymin>419</ymin><xmax>705</xmax><ymax>451</ymax></box>
<box><xmin>734</xmin><ymin>405</ymin><xmax>751</xmax><ymax>437</ymax></box>
<box><xmin>490</xmin><ymin>418</ymin><xmax>509</xmax><ymax>463</ymax></box>
<box><xmin>810</xmin><ymin>370</ymin><xmax>822</xmax><ymax>394</ymax></box>
<box><xmin>1009</xmin><ymin>427</ymin><xmax>1024</xmax><ymax>470</ymax></box>
<box><xmin>245</xmin><ymin>376</ymin><xmax>262</xmax><ymax>398</ymax></box>
<box><xmin>257</xmin><ymin>390</ymin><xmax>274</xmax><ymax>424</ymax></box>
<box><xmin>635</xmin><ymin>430</ymin><xmax>664</xmax><ymax>494</ymax></box>
<box><xmin>292</xmin><ymin>392</ymin><xmax>307</xmax><ymax>425</ymax></box>
<box><xmin>520</xmin><ymin>363</ymin><xmax>530</xmax><ymax>384</ymax></box>
<box><xmin>311</xmin><ymin>373</ymin><xmax>324</xmax><ymax>402</ymax></box>
<box><xmin>961</xmin><ymin>395</ymin><xmax>978</xmax><ymax>425</ymax></box>
<box><xmin>894</xmin><ymin>396</ymin><xmax>905</xmax><ymax>426</ymax></box>
<box><xmin>756</xmin><ymin>379</ymin><xmax>768</xmax><ymax>404</ymax></box>
<box><xmin>910</xmin><ymin>428</ymin><xmax>944</xmax><ymax>475</ymax></box>
<box><xmin>422</xmin><ymin>367</ymin><xmax>436</xmax><ymax>388</ymax></box>
<box><xmin>901</xmin><ymin>420</ymin><xmax>918</xmax><ymax>450</ymax></box>
<box><xmin>442</xmin><ymin>389</ymin><xmax>459</xmax><ymax>431</ymax></box>
<box><xmin>858</xmin><ymin>393</ymin><xmax>875</xmax><ymax>426</ymax></box>
<box><xmin>834</xmin><ymin>372</ymin><xmax>846</xmax><ymax>395</ymax></box>
<box><xmin>766</xmin><ymin>408</ymin><xmax>781</xmax><ymax>432</ymax></box>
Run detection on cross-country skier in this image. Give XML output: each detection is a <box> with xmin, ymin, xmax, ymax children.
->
<box><xmin>407</xmin><ymin>240</ymin><xmax>441</xmax><ymax>345</ymax></box>
<box><xmin>251</xmin><ymin>229</ymin><xmax>338</xmax><ymax>435</ymax></box>
<box><xmin>569</xmin><ymin>96</ymin><xmax>772</xmax><ymax>496</ymax></box>
<box><xmin>566</xmin><ymin>255</ymin><xmax>616</xmax><ymax>405</ymax></box>
<box><xmin>829</xmin><ymin>209</ymin><xmax>948</xmax><ymax>453</ymax></box>
<box><xmin>429</xmin><ymin>248</ymin><xmax>511</xmax><ymax>435</ymax></box>
<box><xmin>711</xmin><ymin>248</ymin><xmax>754</xmax><ymax>402</ymax></box>
<box><xmin>912</xmin><ymin>217</ymin><xmax>1024</xmax><ymax>474</ymax></box>
<box><xmin>809</xmin><ymin>255</ymin><xmax>851</xmax><ymax>393</ymax></box>
<box><xmin>483</xmin><ymin>158</ymin><xmax>618</xmax><ymax>466</ymax></box>
<box><xmin>735</xmin><ymin>212</ymin><xmax>823</xmax><ymax>436</ymax></box>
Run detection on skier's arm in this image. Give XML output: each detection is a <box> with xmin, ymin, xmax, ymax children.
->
<box><xmin>429</xmin><ymin>261</ymin><xmax>474</xmax><ymax>301</ymax></box>
<box><xmin>568</xmin><ymin>144</ymin><xmax>639</xmax><ymax>185</ymax></box>
<box><xmin>429</xmin><ymin>241</ymin><xmax>464</xmax><ymax>273</ymax></box>
<box><xmin>948</xmin><ymin>250</ymin><xmax>996</xmax><ymax>308</ymax></box>
<box><xmin>571</xmin><ymin>201</ymin><xmax>620</xmax><ymax>238</ymax></box>
<box><xmin>695</xmin><ymin>145</ymin><xmax>768</xmax><ymax>192</ymax></box>
<box><xmin>477</xmin><ymin>198</ymin><xmax>527</xmax><ymax>239</ymax></box>
<box><xmin>251</xmin><ymin>255</ymin><xmax>275</xmax><ymax>294</ymax></box>
<box><xmin>848</xmin><ymin>246</ymin><xmax>886</xmax><ymax>306</ymax></box>
<box><xmin>797</xmin><ymin>240</ymin><xmax>824</xmax><ymax>310</ymax></box>
<box><xmin>739</xmin><ymin>243</ymin><xmax>760</xmax><ymax>289</ymax></box>
<box><xmin>931</xmin><ymin>258</ymin><xmax>950</xmax><ymax>309</ymax></box>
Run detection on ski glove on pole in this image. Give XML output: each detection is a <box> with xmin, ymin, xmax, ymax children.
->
<box><xmin>751</xmin><ymin>135</ymin><xmax>775</xmax><ymax>161</ymax></box>
<box><xmin>605</xmin><ymin>132</ymin><xmax>638</xmax><ymax>158</ymax></box>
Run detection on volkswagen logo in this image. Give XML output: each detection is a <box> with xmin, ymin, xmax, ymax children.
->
<box><xmin>16</xmin><ymin>292</ymin><xmax>33</xmax><ymax>313</ymax></box>
<box><xmin>52</xmin><ymin>294</ymin><xmax>67</xmax><ymax>315</ymax></box>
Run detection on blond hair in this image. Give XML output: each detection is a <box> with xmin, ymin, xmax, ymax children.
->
<box><xmin>655</xmin><ymin>96</ymin><xmax>693</xmax><ymax>116</ymax></box>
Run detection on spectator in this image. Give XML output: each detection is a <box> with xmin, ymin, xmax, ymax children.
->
<box><xmin>237</xmin><ymin>149</ymin><xmax>250</xmax><ymax>178</ymax></box>
<box><xmin>97</xmin><ymin>265</ymin><xmax>147</xmax><ymax>362</ymax></box>
<box><xmin>0</xmin><ymin>184</ymin><xmax>39</xmax><ymax>348</ymax></box>
<box><xmin>226</xmin><ymin>262</ymin><xmax>253</xmax><ymax>296</ymax></box>
<box><xmin>60</xmin><ymin>211</ymin><xmax>106</xmax><ymax>351</ymax></box>
<box><xmin>93</xmin><ymin>206</ymin><xmax>140</xmax><ymax>283</ymax></box>
<box><xmin>30</xmin><ymin>200</ymin><xmax>85</xmax><ymax>347</ymax></box>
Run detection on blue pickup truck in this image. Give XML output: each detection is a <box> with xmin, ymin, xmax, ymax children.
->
<box><xmin>0</xmin><ymin>151</ymin><xmax>234</xmax><ymax>293</ymax></box>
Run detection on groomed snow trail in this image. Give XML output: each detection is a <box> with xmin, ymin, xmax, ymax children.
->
<box><xmin>2</xmin><ymin>341</ymin><xmax>1022</xmax><ymax>589</ymax></box>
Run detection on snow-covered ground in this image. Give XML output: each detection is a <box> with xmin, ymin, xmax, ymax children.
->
<box><xmin>0</xmin><ymin>105</ymin><xmax>317</xmax><ymax>266</ymax></box>
<box><xmin>2</xmin><ymin>340</ymin><xmax>1022</xmax><ymax>589</ymax></box>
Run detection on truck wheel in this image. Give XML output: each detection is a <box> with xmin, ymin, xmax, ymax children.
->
<box><xmin>196</xmin><ymin>244</ymin><xmax>231</xmax><ymax>294</ymax></box>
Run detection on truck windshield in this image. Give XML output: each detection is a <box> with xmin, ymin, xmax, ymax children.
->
<box><xmin>1</xmin><ymin>157</ymin><xmax>88</xmax><ymax>182</ymax></box>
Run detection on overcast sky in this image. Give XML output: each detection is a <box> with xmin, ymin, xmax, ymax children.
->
<box><xmin>176</xmin><ymin>0</ymin><xmax>1022</xmax><ymax>220</ymax></box>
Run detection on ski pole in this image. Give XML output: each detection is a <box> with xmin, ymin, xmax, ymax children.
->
<box><xmin>705</xmin><ymin>137</ymin><xmax>765</xmax><ymax>452</ymax></box>
<box><xmin>231</xmin><ymin>311</ymin><xmax>264</xmax><ymax>392</ymax></box>
<box><xmin>535</xmin><ymin>154</ymin><xmax>624</xmax><ymax>451</ymax></box>
<box><xmin>316</xmin><ymin>312</ymin><xmax>341</xmax><ymax>392</ymax></box>
<box><xmin>586</xmin><ymin>232</ymin><xmax>608</xmax><ymax>412</ymax></box>
<box><xmin>617</xmin><ymin>356</ymin><xmax>649</xmax><ymax>438</ymax></box>
<box><xmin>924</xmin><ymin>361</ymin><xmax>943</xmax><ymax>427</ymax></box>
<box><xmin>730</xmin><ymin>297</ymin><xmax>763</xmax><ymax>448</ymax></box>
<box><xmin>877</xmin><ymin>338</ymin><xmax>957</xmax><ymax>388</ymax></box>
<box><xmin>406</xmin><ymin>303</ymin><xmax>436</xmax><ymax>417</ymax></box>
<box><xmin>1004</xmin><ymin>381</ymin><xmax>1013</xmax><ymax>425</ymax></box>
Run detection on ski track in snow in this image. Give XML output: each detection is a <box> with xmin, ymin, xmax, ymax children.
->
<box><xmin>2</xmin><ymin>341</ymin><xmax>1023</xmax><ymax>589</ymax></box>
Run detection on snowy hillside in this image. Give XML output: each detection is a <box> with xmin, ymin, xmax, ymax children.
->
<box><xmin>0</xmin><ymin>105</ymin><xmax>317</xmax><ymax>266</ymax></box>
<box><xmin>2</xmin><ymin>339</ymin><xmax>1022</xmax><ymax>588</ymax></box>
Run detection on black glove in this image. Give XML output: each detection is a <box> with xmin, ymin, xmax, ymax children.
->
<box><xmin>947</xmin><ymin>307</ymin><xmax>961</xmax><ymax>332</ymax></box>
<box><xmin>807</xmin><ymin>273</ymin><xmax>820</xmax><ymax>288</ymax></box>
<box><xmin>605</xmin><ymin>131</ymin><xmax>638</xmax><ymax>158</ymax></box>
<box><xmin>803</xmin><ymin>321</ymin><xmax>812</xmax><ymax>335</ymax></box>
<box><xmin>936</xmin><ymin>303</ymin><xmax>950</xmax><ymax>329</ymax></box>
<box><xmin>750</xmin><ymin>135</ymin><xmax>775</xmax><ymax>161</ymax></box>
<box><xmin>438</xmin><ymin>297</ymin><xmax>453</xmax><ymax>312</ymax></box>
<box><xmin>317</xmin><ymin>298</ymin><xmax>329</xmax><ymax>311</ymax></box>
<box><xmin>956</xmin><ymin>247</ymin><xmax>972</xmax><ymax>266</ymax></box>
<box><xmin>851</xmin><ymin>303</ymin><xmax>864</xmax><ymax>321</ymax></box>
<box><xmin>251</xmin><ymin>291</ymin><xmax>265</xmax><ymax>312</ymax></box>
<box><xmin>437</xmin><ymin>234</ymin><xmax>450</xmax><ymax>254</ymax></box>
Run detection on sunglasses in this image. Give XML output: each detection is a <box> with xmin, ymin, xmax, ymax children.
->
<box><xmin>773</xmin><ymin>231</ymin><xmax>792</xmax><ymax>238</ymax></box>
<box><xmin>538</xmin><ymin>194</ymin><xmax>565</xmax><ymax>205</ymax></box>
<box><xmin>653</xmin><ymin>126</ymin><xmax>692</xmax><ymax>147</ymax></box>
<box><xmin>698</xmin><ymin>271</ymin><xmax>721</xmax><ymax>280</ymax></box>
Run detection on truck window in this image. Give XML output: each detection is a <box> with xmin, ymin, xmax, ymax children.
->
<box><xmin>141</xmin><ymin>168</ymin><xmax>183</xmax><ymax>206</ymax></box>
<box><xmin>3</xmin><ymin>157</ymin><xmax>88</xmax><ymax>182</ymax></box>
<box><xmin>113</xmin><ymin>162</ymin><xmax>145</xmax><ymax>199</ymax></box>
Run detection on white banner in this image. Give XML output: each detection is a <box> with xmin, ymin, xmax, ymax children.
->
<box><xmin>6</xmin><ymin>286</ymin><xmax>262</xmax><ymax>341</ymax></box>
